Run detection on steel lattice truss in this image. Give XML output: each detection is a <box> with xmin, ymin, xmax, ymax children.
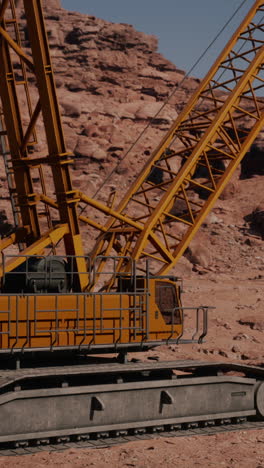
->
<box><xmin>0</xmin><ymin>0</ymin><xmax>264</xmax><ymax>291</ymax></box>
<box><xmin>0</xmin><ymin>0</ymin><xmax>87</xmax><ymax>288</ymax></box>
<box><xmin>83</xmin><ymin>0</ymin><xmax>264</xmax><ymax>280</ymax></box>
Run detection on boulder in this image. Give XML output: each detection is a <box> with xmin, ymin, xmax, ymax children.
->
<box><xmin>238</xmin><ymin>316</ymin><xmax>264</xmax><ymax>332</ymax></box>
<box><xmin>74</xmin><ymin>137</ymin><xmax>106</xmax><ymax>161</ymax></box>
<box><xmin>244</xmin><ymin>205</ymin><xmax>264</xmax><ymax>238</ymax></box>
<box><xmin>135</xmin><ymin>102</ymin><xmax>177</xmax><ymax>122</ymax></box>
<box><xmin>60</xmin><ymin>100</ymin><xmax>81</xmax><ymax>118</ymax></box>
<box><xmin>185</xmin><ymin>234</ymin><xmax>212</xmax><ymax>268</ymax></box>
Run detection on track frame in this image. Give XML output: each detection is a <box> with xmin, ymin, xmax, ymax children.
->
<box><xmin>0</xmin><ymin>359</ymin><xmax>262</xmax><ymax>449</ymax></box>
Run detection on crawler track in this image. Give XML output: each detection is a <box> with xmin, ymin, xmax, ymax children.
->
<box><xmin>0</xmin><ymin>359</ymin><xmax>263</xmax><ymax>455</ymax></box>
<box><xmin>1</xmin><ymin>418</ymin><xmax>264</xmax><ymax>456</ymax></box>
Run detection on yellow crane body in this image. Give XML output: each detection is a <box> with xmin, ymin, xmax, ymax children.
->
<box><xmin>0</xmin><ymin>0</ymin><xmax>263</xmax><ymax>449</ymax></box>
<box><xmin>0</xmin><ymin>277</ymin><xmax>183</xmax><ymax>352</ymax></box>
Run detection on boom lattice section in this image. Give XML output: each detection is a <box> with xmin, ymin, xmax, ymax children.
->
<box><xmin>0</xmin><ymin>0</ymin><xmax>87</xmax><ymax>288</ymax></box>
<box><xmin>0</xmin><ymin>1</ymin><xmax>264</xmax><ymax>291</ymax></box>
<box><xmin>81</xmin><ymin>0</ymin><xmax>264</xmax><ymax>282</ymax></box>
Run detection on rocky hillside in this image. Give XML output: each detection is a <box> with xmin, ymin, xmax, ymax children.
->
<box><xmin>16</xmin><ymin>0</ymin><xmax>201</xmax><ymax>195</ymax></box>
<box><xmin>0</xmin><ymin>6</ymin><xmax>262</xmax><ymax>465</ymax></box>
<box><xmin>0</xmin><ymin>0</ymin><xmax>263</xmax><ymax>278</ymax></box>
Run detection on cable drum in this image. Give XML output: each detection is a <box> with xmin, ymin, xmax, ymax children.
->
<box><xmin>3</xmin><ymin>257</ymin><xmax>70</xmax><ymax>294</ymax></box>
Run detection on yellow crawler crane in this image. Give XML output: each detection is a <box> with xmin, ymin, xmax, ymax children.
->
<box><xmin>0</xmin><ymin>0</ymin><xmax>263</xmax><ymax>449</ymax></box>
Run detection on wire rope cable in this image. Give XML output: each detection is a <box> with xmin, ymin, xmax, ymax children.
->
<box><xmin>81</xmin><ymin>0</ymin><xmax>250</xmax><ymax>210</ymax></box>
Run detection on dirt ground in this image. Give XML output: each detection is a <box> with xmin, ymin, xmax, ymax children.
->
<box><xmin>0</xmin><ymin>430</ymin><xmax>264</xmax><ymax>468</ymax></box>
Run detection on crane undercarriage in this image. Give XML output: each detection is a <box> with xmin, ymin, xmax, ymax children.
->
<box><xmin>0</xmin><ymin>359</ymin><xmax>263</xmax><ymax>450</ymax></box>
<box><xmin>0</xmin><ymin>253</ymin><xmax>262</xmax><ymax>449</ymax></box>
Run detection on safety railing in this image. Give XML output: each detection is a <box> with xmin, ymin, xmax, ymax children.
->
<box><xmin>173</xmin><ymin>306</ymin><xmax>211</xmax><ymax>345</ymax></box>
<box><xmin>0</xmin><ymin>254</ymin><xmax>211</xmax><ymax>352</ymax></box>
<box><xmin>1</xmin><ymin>254</ymin><xmax>142</xmax><ymax>293</ymax></box>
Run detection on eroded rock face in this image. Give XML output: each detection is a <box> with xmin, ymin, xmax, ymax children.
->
<box><xmin>48</xmin><ymin>0</ymin><xmax>61</xmax><ymax>9</ymax></box>
<box><xmin>16</xmin><ymin>0</ymin><xmax>197</xmax><ymax>172</ymax></box>
<box><xmin>0</xmin><ymin>1</ymin><xmax>263</xmax><ymax>278</ymax></box>
<box><xmin>15</xmin><ymin>0</ymin><xmax>61</xmax><ymax>10</ymax></box>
